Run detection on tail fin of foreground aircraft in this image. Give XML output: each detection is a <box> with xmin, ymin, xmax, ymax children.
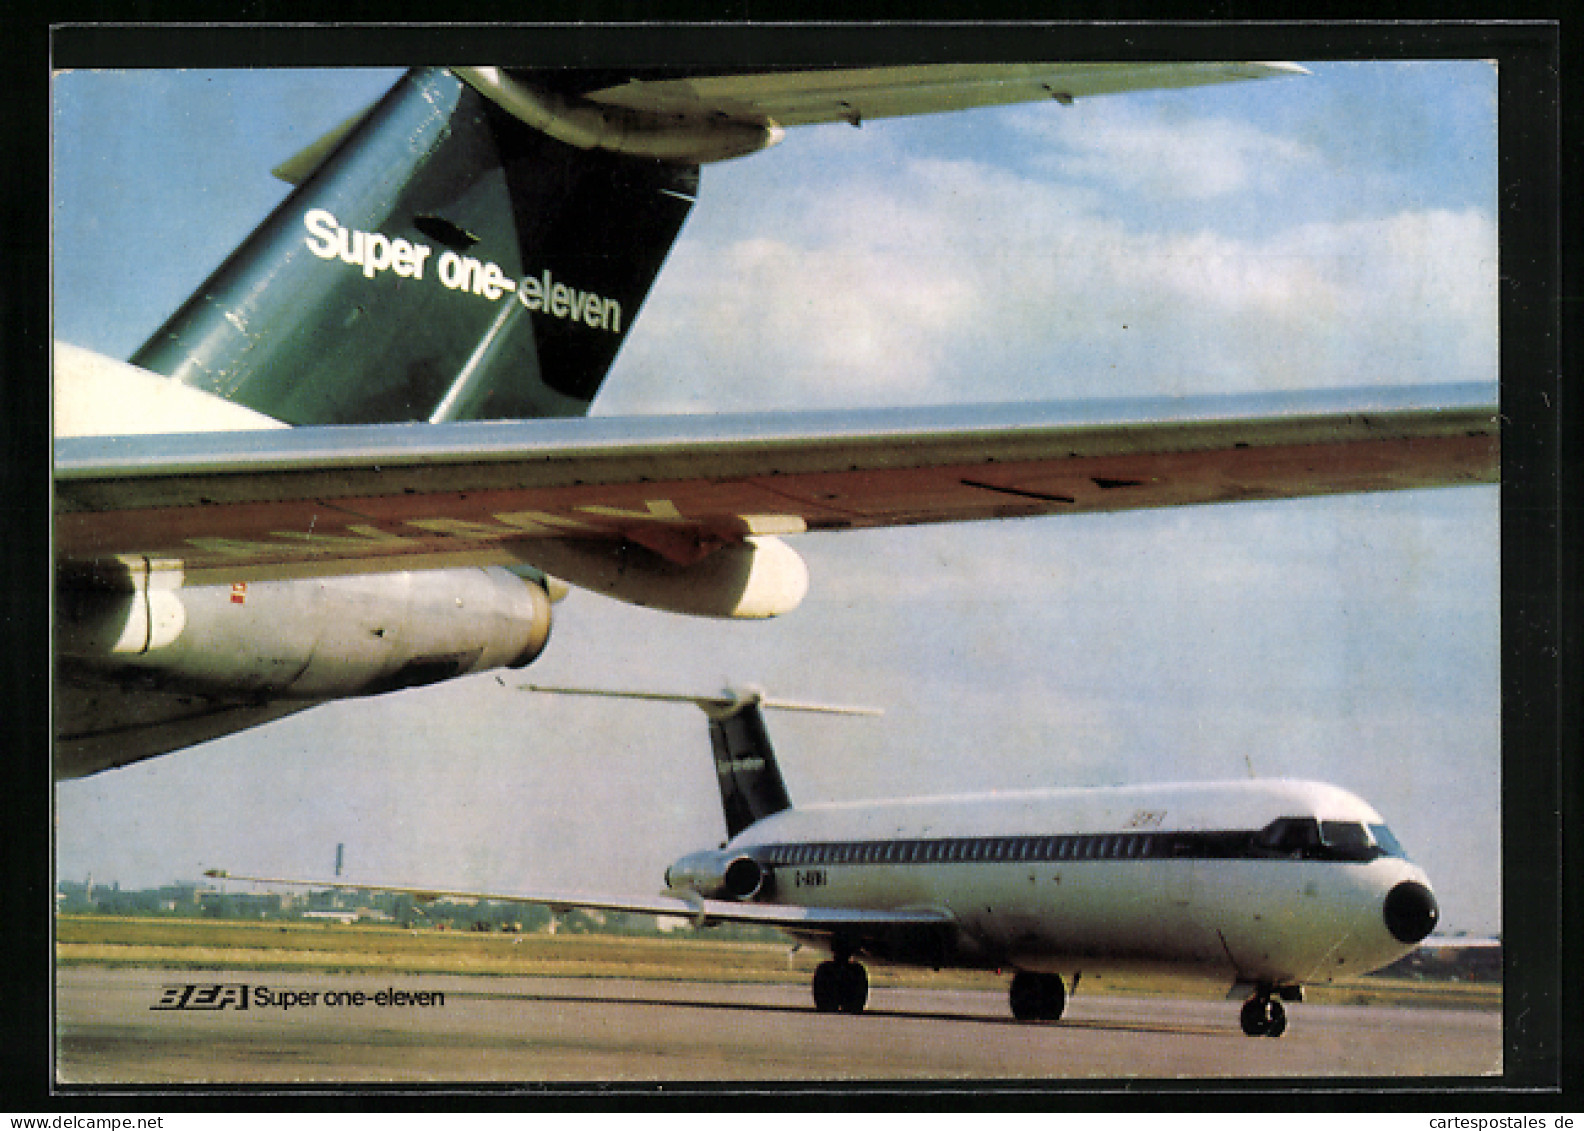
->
<box><xmin>131</xmin><ymin>67</ymin><xmax>696</xmax><ymax>425</ymax></box>
<box><xmin>526</xmin><ymin>685</ymin><xmax>881</xmax><ymax>837</ymax></box>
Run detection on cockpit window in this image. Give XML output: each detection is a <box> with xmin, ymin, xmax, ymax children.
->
<box><xmin>1318</xmin><ymin>820</ymin><xmax>1378</xmax><ymax>861</ymax></box>
<box><xmin>1254</xmin><ymin>816</ymin><xmax>1385</xmax><ymax>861</ymax></box>
<box><xmin>1252</xmin><ymin>817</ymin><xmax>1321</xmax><ymax>857</ymax></box>
<box><xmin>1369</xmin><ymin>823</ymin><xmax>1407</xmax><ymax>859</ymax></box>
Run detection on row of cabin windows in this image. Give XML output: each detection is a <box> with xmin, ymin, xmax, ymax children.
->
<box><xmin>761</xmin><ymin>833</ymin><xmax>1175</xmax><ymax>867</ymax></box>
<box><xmin>754</xmin><ymin>821</ymin><xmax>1400</xmax><ymax>868</ymax></box>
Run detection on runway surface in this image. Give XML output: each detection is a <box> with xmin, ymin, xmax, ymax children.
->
<box><xmin>56</xmin><ymin>966</ymin><xmax>1503</xmax><ymax>1086</ymax></box>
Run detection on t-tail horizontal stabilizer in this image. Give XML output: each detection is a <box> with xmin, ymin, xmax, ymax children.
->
<box><xmin>527</xmin><ymin>684</ymin><xmax>879</xmax><ymax>837</ymax></box>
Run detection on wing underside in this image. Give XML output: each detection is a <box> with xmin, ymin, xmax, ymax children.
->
<box><xmin>272</xmin><ymin>63</ymin><xmax>1308</xmax><ymax>180</ymax></box>
<box><xmin>54</xmin><ymin>677</ymin><xmax>324</xmax><ymax>779</ymax></box>
<box><xmin>532</xmin><ymin>62</ymin><xmax>1307</xmax><ymax>129</ymax></box>
<box><xmin>57</xmin><ymin>385</ymin><xmax>1498</xmax><ymax>584</ymax></box>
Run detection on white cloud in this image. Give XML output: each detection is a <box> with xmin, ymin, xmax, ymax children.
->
<box><xmin>604</xmin><ymin>139</ymin><xmax>1497</xmax><ymax>412</ymax></box>
<box><xmin>1020</xmin><ymin>105</ymin><xmax>1321</xmax><ymax>200</ymax></box>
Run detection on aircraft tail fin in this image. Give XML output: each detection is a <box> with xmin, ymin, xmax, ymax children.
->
<box><xmin>703</xmin><ymin>691</ymin><xmax>794</xmax><ymax>838</ymax></box>
<box><xmin>526</xmin><ymin>684</ymin><xmax>880</xmax><ymax>837</ymax></box>
<box><xmin>131</xmin><ymin>67</ymin><xmax>696</xmax><ymax>425</ymax></box>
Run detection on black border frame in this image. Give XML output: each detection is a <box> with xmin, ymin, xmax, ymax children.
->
<box><xmin>8</xmin><ymin>14</ymin><xmax>1570</xmax><ymax>1111</ymax></box>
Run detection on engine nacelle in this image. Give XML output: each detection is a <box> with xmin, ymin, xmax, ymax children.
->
<box><xmin>664</xmin><ymin>850</ymin><xmax>768</xmax><ymax>901</ymax></box>
<box><xmin>455</xmin><ymin>67</ymin><xmax>785</xmax><ymax>164</ymax></box>
<box><xmin>57</xmin><ymin>563</ymin><xmax>553</xmax><ymax>697</ymax></box>
<box><xmin>518</xmin><ymin>535</ymin><xmax>808</xmax><ymax>619</ymax></box>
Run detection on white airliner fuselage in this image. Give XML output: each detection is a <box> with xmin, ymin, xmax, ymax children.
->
<box><xmin>716</xmin><ymin>779</ymin><xmax>1435</xmax><ymax>988</ymax></box>
<box><xmin>629</xmin><ymin>690</ymin><xmax>1443</xmax><ymax>1035</ymax></box>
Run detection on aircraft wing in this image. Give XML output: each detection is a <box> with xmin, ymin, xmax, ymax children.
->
<box><xmin>202</xmin><ymin>870</ymin><xmax>954</xmax><ymax>934</ymax></box>
<box><xmin>273</xmin><ymin>63</ymin><xmax>1307</xmax><ymax>181</ymax></box>
<box><xmin>517</xmin><ymin>62</ymin><xmax>1307</xmax><ymax>128</ymax></box>
<box><xmin>57</xmin><ymin>383</ymin><xmax>1498</xmax><ymax>585</ymax></box>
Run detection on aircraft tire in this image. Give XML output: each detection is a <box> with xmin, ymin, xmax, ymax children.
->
<box><xmin>812</xmin><ymin>961</ymin><xmax>843</xmax><ymax>1012</ymax></box>
<box><xmin>1009</xmin><ymin>971</ymin><xmax>1065</xmax><ymax>1022</ymax></box>
<box><xmin>837</xmin><ymin>961</ymin><xmax>869</xmax><ymax>1014</ymax></box>
<box><xmin>1240</xmin><ymin>997</ymin><xmax>1266</xmax><ymax>1035</ymax></box>
<box><xmin>1240</xmin><ymin>995</ymin><xmax>1287</xmax><ymax>1037</ymax></box>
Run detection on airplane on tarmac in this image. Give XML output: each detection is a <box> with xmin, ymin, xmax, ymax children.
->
<box><xmin>53</xmin><ymin>63</ymin><xmax>1499</xmax><ymax>780</ymax></box>
<box><xmin>208</xmin><ymin>685</ymin><xmax>1445</xmax><ymax>1037</ymax></box>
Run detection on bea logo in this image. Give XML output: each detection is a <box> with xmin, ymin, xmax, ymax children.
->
<box><xmin>151</xmin><ymin>983</ymin><xmax>250</xmax><ymax>1010</ymax></box>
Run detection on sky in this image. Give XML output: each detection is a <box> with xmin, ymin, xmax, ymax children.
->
<box><xmin>51</xmin><ymin>62</ymin><xmax>1501</xmax><ymax>935</ymax></box>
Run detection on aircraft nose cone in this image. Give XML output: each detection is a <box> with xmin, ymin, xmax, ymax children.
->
<box><xmin>1383</xmin><ymin>881</ymin><xmax>1439</xmax><ymax>944</ymax></box>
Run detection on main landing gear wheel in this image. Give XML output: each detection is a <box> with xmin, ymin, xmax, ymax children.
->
<box><xmin>1239</xmin><ymin>994</ymin><xmax>1287</xmax><ymax>1038</ymax></box>
<box><xmin>812</xmin><ymin>959</ymin><xmax>869</xmax><ymax>1014</ymax></box>
<box><xmin>1008</xmin><ymin>971</ymin><xmax>1066</xmax><ymax>1022</ymax></box>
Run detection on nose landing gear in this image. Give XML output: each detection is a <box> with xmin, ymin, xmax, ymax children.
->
<box><xmin>812</xmin><ymin>958</ymin><xmax>869</xmax><ymax>1014</ymax></box>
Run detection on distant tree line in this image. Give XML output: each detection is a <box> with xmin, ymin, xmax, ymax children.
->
<box><xmin>54</xmin><ymin>881</ymin><xmax>785</xmax><ymax>941</ymax></box>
